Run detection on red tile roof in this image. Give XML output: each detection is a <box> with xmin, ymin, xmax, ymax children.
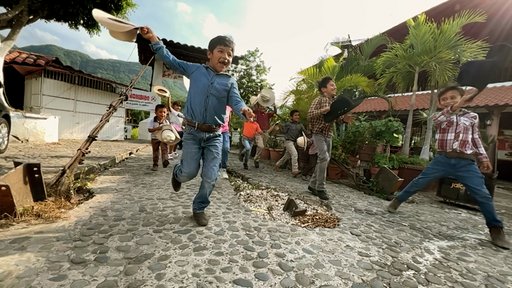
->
<box><xmin>4</xmin><ymin>50</ymin><xmax>126</xmax><ymax>87</ymax></box>
<box><xmin>5</xmin><ymin>50</ymin><xmax>64</xmax><ymax>67</ymax></box>
<box><xmin>352</xmin><ymin>84</ymin><xmax>512</xmax><ymax>113</ymax></box>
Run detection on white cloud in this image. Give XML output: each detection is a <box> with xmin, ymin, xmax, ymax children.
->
<box><xmin>82</xmin><ymin>41</ymin><xmax>119</xmax><ymax>60</ymax></box>
<box><xmin>29</xmin><ymin>29</ymin><xmax>61</xmax><ymax>46</ymax></box>
<box><xmin>201</xmin><ymin>13</ymin><xmax>236</xmax><ymax>41</ymax></box>
<box><xmin>177</xmin><ymin>2</ymin><xmax>192</xmax><ymax>13</ymax></box>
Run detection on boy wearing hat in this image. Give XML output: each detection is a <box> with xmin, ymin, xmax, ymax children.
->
<box><xmin>140</xmin><ymin>26</ymin><xmax>254</xmax><ymax>227</ymax></box>
<box><xmin>387</xmin><ymin>85</ymin><xmax>510</xmax><ymax>250</ymax></box>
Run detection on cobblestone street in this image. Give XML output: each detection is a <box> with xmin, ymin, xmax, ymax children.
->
<box><xmin>0</xmin><ymin>140</ymin><xmax>511</xmax><ymax>287</ymax></box>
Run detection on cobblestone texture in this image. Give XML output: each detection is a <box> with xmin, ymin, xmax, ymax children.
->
<box><xmin>0</xmin><ymin>140</ymin><xmax>510</xmax><ymax>287</ymax></box>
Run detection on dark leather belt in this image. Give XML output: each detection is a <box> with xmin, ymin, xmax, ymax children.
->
<box><xmin>438</xmin><ymin>151</ymin><xmax>476</xmax><ymax>161</ymax></box>
<box><xmin>183</xmin><ymin>119</ymin><xmax>219</xmax><ymax>133</ymax></box>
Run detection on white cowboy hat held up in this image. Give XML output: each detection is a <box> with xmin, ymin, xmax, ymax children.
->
<box><xmin>92</xmin><ymin>8</ymin><xmax>140</xmax><ymax>42</ymax></box>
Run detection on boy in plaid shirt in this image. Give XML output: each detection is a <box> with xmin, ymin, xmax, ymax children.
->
<box><xmin>387</xmin><ymin>85</ymin><xmax>510</xmax><ymax>250</ymax></box>
<box><xmin>306</xmin><ymin>76</ymin><xmax>338</xmax><ymax>200</ymax></box>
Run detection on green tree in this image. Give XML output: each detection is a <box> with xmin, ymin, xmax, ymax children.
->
<box><xmin>376</xmin><ymin>11</ymin><xmax>488</xmax><ymax>157</ymax></box>
<box><xmin>229</xmin><ymin>48</ymin><xmax>272</xmax><ymax>129</ymax></box>
<box><xmin>286</xmin><ymin>35</ymin><xmax>388</xmax><ymax>127</ymax></box>
<box><xmin>0</xmin><ymin>0</ymin><xmax>137</xmax><ymax>94</ymax></box>
<box><xmin>230</xmin><ymin>48</ymin><xmax>272</xmax><ymax>104</ymax></box>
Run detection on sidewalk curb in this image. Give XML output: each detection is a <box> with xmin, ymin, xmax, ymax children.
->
<box><xmin>73</xmin><ymin>143</ymin><xmax>150</xmax><ymax>179</ymax></box>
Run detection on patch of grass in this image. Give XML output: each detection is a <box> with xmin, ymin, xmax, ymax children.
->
<box><xmin>0</xmin><ymin>198</ymin><xmax>77</xmax><ymax>229</ymax></box>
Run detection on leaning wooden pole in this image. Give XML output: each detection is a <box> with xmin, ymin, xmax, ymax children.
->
<box><xmin>47</xmin><ymin>57</ymin><xmax>154</xmax><ymax>200</ymax></box>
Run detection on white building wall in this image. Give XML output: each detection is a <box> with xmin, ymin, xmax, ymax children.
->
<box><xmin>30</xmin><ymin>78</ymin><xmax>125</xmax><ymax>140</ymax></box>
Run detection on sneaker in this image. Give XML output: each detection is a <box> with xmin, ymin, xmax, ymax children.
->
<box><xmin>387</xmin><ymin>198</ymin><xmax>402</xmax><ymax>213</ymax></box>
<box><xmin>171</xmin><ymin>165</ymin><xmax>181</xmax><ymax>192</ymax></box>
<box><xmin>162</xmin><ymin>160</ymin><xmax>170</xmax><ymax>168</ymax></box>
<box><xmin>220</xmin><ymin>169</ymin><xmax>229</xmax><ymax>179</ymax></box>
<box><xmin>193</xmin><ymin>212</ymin><xmax>209</xmax><ymax>226</ymax></box>
<box><xmin>243</xmin><ymin>163</ymin><xmax>248</xmax><ymax>170</ymax></box>
<box><xmin>316</xmin><ymin>190</ymin><xmax>329</xmax><ymax>200</ymax></box>
<box><xmin>254</xmin><ymin>161</ymin><xmax>259</xmax><ymax>168</ymax></box>
<box><xmin>307</xmin><ymin>186</ymin><xmax>317</xmax><ymax>196</ymax></box>
<box><xmin>151</xmin><ymin>165</ymin><xmax>158</xmax><ymax>171</ymax></box>
<box><xmin>489</xmin><ymin>227</ymin><xmax>511</xmax><ymax>250</ymax></box>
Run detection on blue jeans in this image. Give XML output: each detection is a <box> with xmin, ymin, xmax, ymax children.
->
<box><xmin>173</xmin><ymin>127</ymin><xmax>222</xmax><ymax>213</ymax></box>
<box><xmin>220</xmin><ymin>132</ymin><xmax>230</xmax><ymax>169</ymax></box>
<box><xmin>241</xmin><ymin>137</ymin><xmax>253</xmax><ymax>164</ymax></box>
<box><xmin>396</xmin><ymin>154</ymin><xmax>503</xmax><ymax>228</ymax></box>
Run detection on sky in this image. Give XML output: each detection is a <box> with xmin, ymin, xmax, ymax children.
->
<box><xmin>14</xmin><ymin>0</ymin><xmax>448</xmax><ymax>103</ymax></box>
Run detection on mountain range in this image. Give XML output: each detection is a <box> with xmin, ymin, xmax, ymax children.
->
<box><xmin>17</xmin><ymin>44</ymin><xmax>188</xmax><ymax>102</ymax></box>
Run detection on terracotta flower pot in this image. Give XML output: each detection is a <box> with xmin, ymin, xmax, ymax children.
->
<box><xmin>327</xmin><ymin>161</ymin><xmax>345</xmax><ymax>180</ymax></box>
<box><xmin>269</xmin><ymin>148</ymin><xmax>284</xmax><ymax>162</ymax></box>
<box><xmin>260</xmin><ymin>147</ymin><xmax>270</xmax><ymax>160</ymax></box>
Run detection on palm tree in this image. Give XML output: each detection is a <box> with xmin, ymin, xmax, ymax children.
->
<box><xmin>285</xmin><ymin>35</ymin><xmax>388</xmax><ymax>121</ymax></box>
<box><xmin>376</xmin><ymin>11</ymin><xmax>488</xmax><ymax>157</ymax></box>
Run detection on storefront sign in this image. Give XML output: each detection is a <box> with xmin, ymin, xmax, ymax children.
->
<box><xmin>124</xmin><ymin>89</ymin><xmax>160</xmax><ymax>111</ymax></box>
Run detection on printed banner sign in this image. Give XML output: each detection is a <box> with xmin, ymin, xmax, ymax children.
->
<box><xmin>124</xmin><ymin>89</ymin><xmax>160</xmax><ymax>111</ymax></box>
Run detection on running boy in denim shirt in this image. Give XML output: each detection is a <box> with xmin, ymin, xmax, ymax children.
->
<box><xmin>140</xmin><ymin>27</ymin><xmax>254</xmax><ymax>226</ymax></box>
<box><xmin>387</xmin><ymin>85</ymin><xmax>510</xmax><ymax>249</ymax></box>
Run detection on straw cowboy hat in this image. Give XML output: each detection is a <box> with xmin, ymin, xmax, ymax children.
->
<box><xmin>250</xmin><ymin>88</ymin><xmax>275</xmax><ymax>107</ymax></box>
<box><xmin>296</xmin><ymin>132</ymin><xmax>308</xmax><ymax>151</ymax></box>
<box><xmin>156</xmin><ymin>124</ymin><xmax>181</xmax><ymax>145</ymax></box>
<box><xmin>92</xmin><ymin>8</ymin><xmax>139</xmax><ymax>42</ymax></box>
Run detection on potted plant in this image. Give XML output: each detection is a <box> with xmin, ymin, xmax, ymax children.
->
<box><xmin>267</xmin><ymin>135</ymin><xmax>284</xmax><ymax>162</ymax></box>
<box><xmin>397</xmin><ymin>155</ymin><xmax>430</xmax><ymax>190</ymax></box>
<box><xmin>327</xmin><ymin>134</ymin><xmax>348</xmax><ymax>180</ymax></box>
<box><xmin>339</xmin><ymin>116</ymin><xmax>372</xmax><ymax>162</ymax></box>
<box><xmin>369</xmin><ymin>117</ymin><xmax>404</xmax><ymax>157</ymax></box>
<box><xmin>259</xmin><ymin>134</ymin><xmax>271</xmax><ymax>160</ymax></box>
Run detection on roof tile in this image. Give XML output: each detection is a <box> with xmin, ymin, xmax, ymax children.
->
<box><xmin>352</xmin><ymin>85</ymin><xmax>512</xmax><ymax>113</ymax></box>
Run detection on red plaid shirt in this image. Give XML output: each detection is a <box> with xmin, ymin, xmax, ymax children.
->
<box><xmin>308</xmin><ymin>95</ymin><xmax>334</xmax><ymax>137</ymax></box>
<box><xmin>433</xmin><ymin>107</ymin><xmax>489</xmax><ymax>163</ymax></box>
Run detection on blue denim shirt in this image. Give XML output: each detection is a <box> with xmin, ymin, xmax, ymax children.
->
<box><xmin>150</xmin><ymin>41</ymin><xmax>247</xmax><ymax>125</ymax></box>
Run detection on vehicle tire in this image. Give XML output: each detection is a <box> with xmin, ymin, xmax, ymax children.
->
<box><xmin>0</xmin><ymin>118</ymin><xmax>10</xmax><ymax>154</ymax></box>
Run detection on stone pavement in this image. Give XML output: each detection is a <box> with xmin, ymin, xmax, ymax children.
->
<box><xmin>0</xmin><ymin>139</ymin><xmax>150</xmax><ymax>179</ymax></box>
<box><xmin>0</xmin><ymin>141</ymin><xmax>511</xmax><ymax>287</ymax></box>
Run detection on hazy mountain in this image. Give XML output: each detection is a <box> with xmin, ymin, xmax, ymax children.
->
<box><xmin>17</xmin><ymin>44</ymin><xmax>187</xmax><ymax>102</ymax></box>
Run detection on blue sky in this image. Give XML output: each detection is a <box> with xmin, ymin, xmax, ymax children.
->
<box><xmin>15</xmin><ymin>0</ymin><xmax>447</xmax><ymax>102</ymax></box>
